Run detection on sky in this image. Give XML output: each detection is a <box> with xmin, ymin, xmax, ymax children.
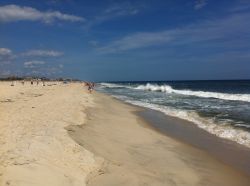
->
<box><xmin>0</xmin><ymin>0</ymin><xmax>250</xmax><ymax>81</ymax></box>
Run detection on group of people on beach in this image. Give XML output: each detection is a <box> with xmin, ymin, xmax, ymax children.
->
<box><xmin>11</xmin><ymin>80</ymin><xmax>46</xmax><ymax>86</ymax></box>
<box><xmin>85</xmin><ymin>82</ymin><xmax>95</xmax><ymax>93</ymax></box>
<box><xmin>10</xmin><ymin>80</ymin><xmax>95</xmax><ymax>93</ymax></box>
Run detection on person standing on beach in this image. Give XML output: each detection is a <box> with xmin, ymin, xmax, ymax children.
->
<box><xmin>91</xmin><ymin>83</ymin><xmax>95</xmax><ymax>92</ymax></box>
<box><xmin>87</xmin><ymin>82</ymin><xmax>91</xmax><ymax>93</ymax></box>
<box><xmin>88</xmin><ymin>82</ymin><xmax>95</xmax><ymax>93</ymax></box>
<box><xmin>84</xmin><ymin>82</ymin><xmax>94</xmax><ymax>93</ymax></box>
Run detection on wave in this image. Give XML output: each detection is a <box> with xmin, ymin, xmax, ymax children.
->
<box><xmin>135</xmin><ymin>83</ymin><xmax>250</xmax><ymax>102</ymax></box>
<box><xmin>235</xmin><ymin>124</ymin><xmax>250</xmax><ymax>129</ymax></box>
<box><xmin>100</xmin><ymin>83</ymin><xmax>132</xmax><ymax>89</ymax></box>
<box><xmin>111</xmin><ymin>96</ymin><xmax>250</xmax><ymax>148</ymax></box>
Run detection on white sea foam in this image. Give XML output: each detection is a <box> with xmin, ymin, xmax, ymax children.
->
<box><xmin>100</xmin><ymin>83</ymin><xmax>132</xmax><ymax>89</ymax></box>
<box><xmin>235</xmin><ymin>124</ymin><xmax>250</xmax><ymax>128</ymax></box>
<box><xmin>135</xmin><ymin>83</ymin><xmax>250</xmax><ymax>102</ymax></box>
<box><xmin>112</xmin><ymin>96</ymin><xmax>250</xmax><ymax>148</ymax></box>
<box><xmin>100</xmin><ymin>83</ymin><xmax>125</xmax><ymax>88</ymax></box>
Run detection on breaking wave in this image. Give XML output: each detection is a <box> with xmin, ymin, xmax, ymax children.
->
<box><xmin>135</xmin><ymin>83</ymin><xmax>250</xmax><ymax>102</ymax></box>
<box><xmin>100</xmin><ymin>83</ymin><xmax>131</xmax><ymax>89</ymax></box>
<box><xmin>112</xmin><ymin>95</ymin><xmax>250</xmax><ymax>148</ymax></box>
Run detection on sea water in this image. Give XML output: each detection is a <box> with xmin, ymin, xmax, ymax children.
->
<box><xmin>97</xmin><ymin>80</ymin><xmax>250</xmax><ymax>147</ymax></box>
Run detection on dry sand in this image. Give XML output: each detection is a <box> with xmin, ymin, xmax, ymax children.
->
<box><xmin>0</xmin><ymin>82</ymin><xmax>249</xmax><ymax>186</ymax></box>
<box><xmin>0</xmin><ymin>81</ymin><xmax>102</xmax><ymax>186</ymax></box>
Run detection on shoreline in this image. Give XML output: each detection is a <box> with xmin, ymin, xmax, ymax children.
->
<box><xmin>68</xmin><ymin>91</ymin><xmax>250</xmax><ymax>185</ymax></box>
<box><xmin>137</xmin><ymin>109</ymin><xmax>250</xmax><ymax>176</ymax></box>
<box><xmin>1</xmin><ymin>82</ymin><xmax>249</xmax><ymax>185</ymax></box>
<box><xmin>107</xmin><ymin>94</ymin><xmax>250</xmax><ymax>176</ymax></box>
<box><xmin>99</xmin><ymin>84</ymin><xmax>250</xmax><ymax>149</ymax></box>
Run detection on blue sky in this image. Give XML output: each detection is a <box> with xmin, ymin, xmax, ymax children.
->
<box><xmin>0</xmin><ymin>0</ymin><xmax>250</xmax><ymax>81</ymax></box>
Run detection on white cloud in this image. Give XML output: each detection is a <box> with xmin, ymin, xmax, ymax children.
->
<box><xmin>0</xmin><ymin>70</ymin><xmax>11</xmax><ymax>77</ymax></box>
<box><xmin>1</xmin><ymin>48</ymin><xmax>63</xmax><ymax>65</ymax></box>
<box><xmin>24</xmin><ymin>60</ymin><xmax>46</xmax><ymax>68</ymax></box>
<box><xmin>104</xmin><ymin>3</ymin><xmax>139</xmax><ymax>16</ymax></box>
<box><xmin>97</xmin><ymin>12</ymin><xmax>250</xmax><ymax>53</ymax></box>
<box><xmin>98</xmin><ymin>31</ymin><xmax>173</xmax><ymax>53</ymax></box>
<box><xmin>22</xmin><ymin>50</ymin><xmax>63</xmax><ymax>57</ymax></box>
<box><xmin>0</xmin><ymin>48</ymin><xmax>12</xmax><ymax>55</ymax></box>
<box><xmin>194</xmin><ymin>0</ymin><xmax>207</xmax><ymax>10</ymax></box>
<box><xmin>0</xmin><ymin>4</ymin><xmax>85</xmax><ymax>23</ymax></box>
<box><xmin>83</xmin><ymin>2</ymin><xmax>142</xmax><ymax>30</ymax></box>
<box><xmin>23</xmin><ymin>61</ymin><xmax>63</xmax><ymax>76</ymax></box>
<box><xmin>0</xmin><ymin>48</ymin><xmax>14</xmax><ymax>63</ymax></box>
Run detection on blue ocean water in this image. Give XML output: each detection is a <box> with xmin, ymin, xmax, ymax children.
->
<box><xmin>96</xmin><ymin>80</ymin><xmax>250</xmax><ymax>147</ymax></box>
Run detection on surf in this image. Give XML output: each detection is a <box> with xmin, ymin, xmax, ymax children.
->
<box><xmin>112</xmin><ymin>96</ymin><xmax>250</xmax><ymax>148</ymax></box>
<box><xmin>135</xmin><ymin>83</ymin><xmax>250</xmax><ymax>102</ymax></box>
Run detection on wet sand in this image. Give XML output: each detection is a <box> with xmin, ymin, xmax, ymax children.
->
<box><xmin>68</xmin><ymin>92</ymin><xmax>250</xmax><ymax>186</ymax></box>
<box><xmin>139</xmin><ymin>109</ymin><xmax>250</xmax><ymax>176</ymax></box>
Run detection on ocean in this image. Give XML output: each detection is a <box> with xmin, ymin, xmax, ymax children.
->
<box><xmin>96</xmin><ymin>80</ymin><xmax>250</xmax><ymax>147</ymax></box>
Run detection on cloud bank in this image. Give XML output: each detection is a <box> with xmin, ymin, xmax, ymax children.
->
<box><xmin>22</xmin><ymin>50</ymin><xmax>63</xmax><ymax>57</ymax></box>
<box><xmin>98</xmin><ymin>12</ymin><xmax>250</xmax><ymax>53</ymax></box>
<box><xmin>0</xmin><ymin>48</ymin><xmax>12</xmax><ymax>55</ymax></box>
<box><xmin>83</xmin><ymin>2</ymin><xmax>142</xmax><ymax>30</ymax></box>
<box><xmin>0</xmin><ymin>48</ymin><xmax>14</xmax><ymax>63</ymax></box>
<box><xmin>0</xmin><ymin>4</ymin><xmax>85</xmax><ymax>23</ymax></box>
<box><xmin>24</xmin><ymin>60</ymin><xmax>46</xmax><ymax>68</ymax></box>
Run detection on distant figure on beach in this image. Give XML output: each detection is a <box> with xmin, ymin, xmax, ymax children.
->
<box><xmin>85</xmin><ymin>82</ymin><xmax>95</xmax><ymax>93</ymax></box>
<box><xmin>91</xmin><ymin>83</ymin><xmax>95</xmax><ymax>92</ymax></box>
<box><xmin>36</xmin><ymin>80</ymin><xmax>39</xmax><ymax>86</ymax></box>
<box><xmin>31</xmin><ymin>80</ymin><xmax>33</xmax><ymax>85</ymax></box>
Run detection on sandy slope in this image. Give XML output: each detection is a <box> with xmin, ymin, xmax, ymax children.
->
<box><xmin>68</xmin><ymin>93</ymin><xmax>250</xmax><ymax>186</ymax></box>
<box><xmin>0</xmin><ymin>82</ymin><xmax>102</xmax><ymax>186</ymax></box>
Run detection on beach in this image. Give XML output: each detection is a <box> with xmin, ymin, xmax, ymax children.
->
<box><xmin>0</xmin><ymin>82</ymin><xmax>249</xmax><ymax>186</ymax></box>
<box><xmin>0</xmin><ymin>82</ymin><xmax>102</xmax><ymax>186</ymax></box>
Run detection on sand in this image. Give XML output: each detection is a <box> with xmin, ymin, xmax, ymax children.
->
<box><xmin>68</xmin><ymin>92</ymin><xmax>250</xmax><ymax>186</ymax></box>
<box><xmin>139</xmin><ymin>109</ymin><xmax>250</xmax><ymax>176</ymax></box>
<box><xmin>0</xmin><ymin>81</ymin><xmax>102</xmax><ymax>186</ymax></box>
<box><xmin>0</xmin><ymin>82</ymin><xmax>249</xmax><ymax>186</ymax></box>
